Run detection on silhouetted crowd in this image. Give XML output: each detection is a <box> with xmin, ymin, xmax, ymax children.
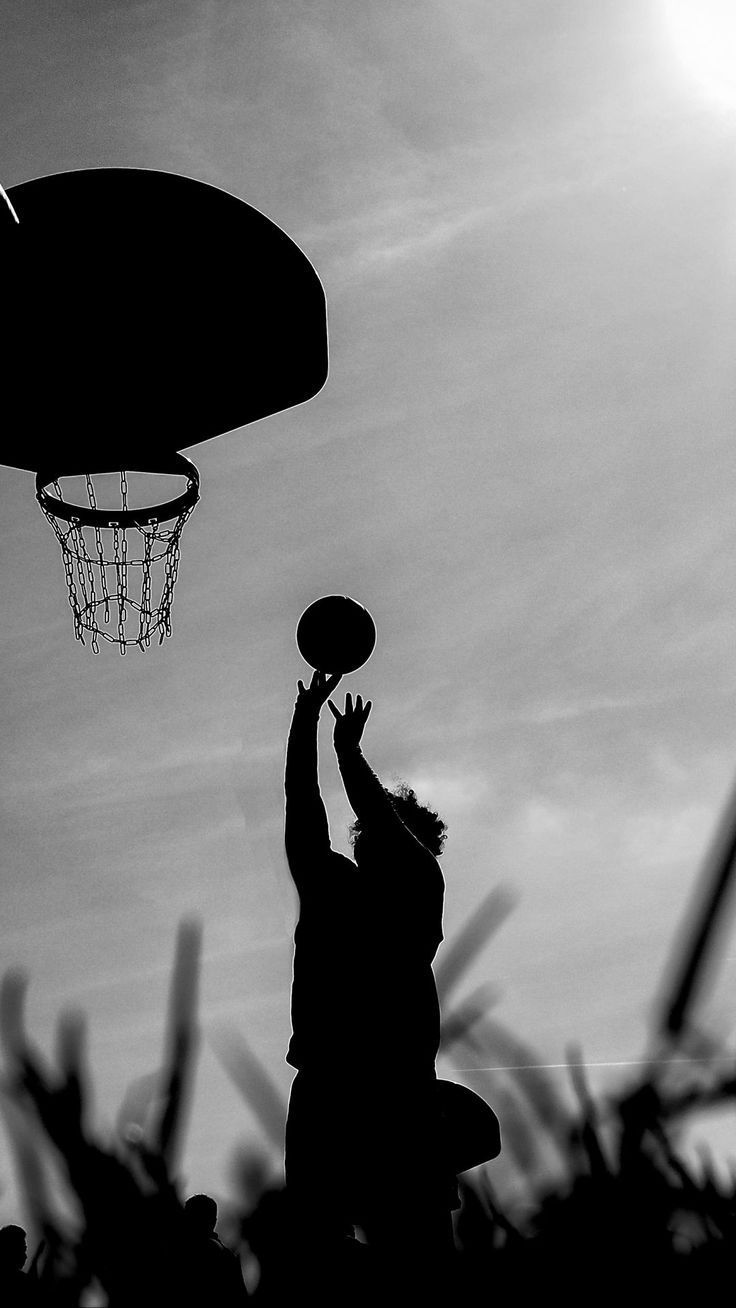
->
<box><xmin>4</xmin><ymin>1053</ymin><xmax>736</xmax><ymax>1306</ymax></box>
<box><xmin>0</xmin><ymin>1193</ymin><xmax>247</xmax><ymax>1306</ymax></box>
<box><xmin>3</xmin><ymin>673</ymin><xmax>735</xmax><ymax>1303</ymax></box>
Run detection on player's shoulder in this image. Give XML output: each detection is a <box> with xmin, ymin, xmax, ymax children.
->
<box><xmin>304</xmin><ymin>848</ymin><xmax>356</xmax><ymax>889</ymax></box>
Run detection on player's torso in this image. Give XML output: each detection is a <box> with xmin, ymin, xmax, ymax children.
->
<box><xmin>288</xmin><ymin>850</ymin><xmax>443</xmax><ymax>1070</ymax></box>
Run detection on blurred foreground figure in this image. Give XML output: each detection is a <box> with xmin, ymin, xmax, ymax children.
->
<box><xmin>0</xmin><ymin>1225</ymin><xmax>35</xmax><ymax>1306</ymax></box>
<box><xmin>182</xmin><ymin>1195</ymin><xmax>249</xmax><ymax>1304</ymax></box>
<box><xmin>284</xmin><ymin>671</ymin><xmax>456</xmax><ymax>1294</ymax></box>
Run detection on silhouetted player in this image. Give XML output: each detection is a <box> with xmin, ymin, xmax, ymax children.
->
<box><xmin>284</xmin><ymin>671</ymin><xmax>455</xmax><ymax>1283</ymax></box>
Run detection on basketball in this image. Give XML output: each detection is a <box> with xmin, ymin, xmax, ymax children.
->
<box><xmin>296</xmin><ymin>595</ymin><xmax>376</xmax><ymax>674</ymax></box>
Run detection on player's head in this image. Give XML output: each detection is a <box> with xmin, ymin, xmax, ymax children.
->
<box><xmin>184</xmin><ymin>1194</ymin><xmax>218</xmax><ymax>1235</ymax></box>
<box><xmin>0</xmin><ymin>1224</ymin><xmax>27</xmax><ymax>1271</ymax></box>
<box><xmin>350</xmin><ymin>781</ymin><xmax>447</xmax><ymax>859</ymax></box>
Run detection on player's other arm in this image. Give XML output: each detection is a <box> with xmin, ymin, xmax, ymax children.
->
<box><xmin>284</xmin><ymin>670</ymin><xmax>342</xmax><ymax>885</ymax></box>
<box><xmin>330</xmin><ymin>693</ymin><xmax>445</xmax><ymax>956</ymax></box>
<box><xmin>328</xmin><ymin>693</ymin><xmax>409</xmax><ymax>841</ymax></box>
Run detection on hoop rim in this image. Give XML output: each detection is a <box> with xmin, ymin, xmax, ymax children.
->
<box><xmin>35</xmin><ymin>452</ymin><xmax>200</xmax><ymax>528</ymax></box>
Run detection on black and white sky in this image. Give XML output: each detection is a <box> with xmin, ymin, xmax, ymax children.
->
<box><xmin>3</xmin><ymin>0</ymin><xmax>736</xmax><ymax>1219</ymax></box>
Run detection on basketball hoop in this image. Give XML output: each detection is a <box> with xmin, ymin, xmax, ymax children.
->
<box><xmin>1</xmin><ymin>166</ymin><xmax>328</xmax><ymax>652</ymax></box>
<box><xmin>36</xmin><ymin>453</ymin><xmax>200</xmax><ymax>654</ymax></box>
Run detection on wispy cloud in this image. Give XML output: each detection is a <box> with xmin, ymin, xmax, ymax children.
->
<box><xmin>406</xmin><ymin>765</ymin><xmax>491</xmax><ymax>813</ymax></box>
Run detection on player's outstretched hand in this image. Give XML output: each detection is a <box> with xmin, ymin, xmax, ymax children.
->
<box><xmin>296</xmin><ymin>669</ymin><xmax>343</xmax><ymax>711</ymax></box>
<box><xmin>328</xmin><ymin>692</ymin><xmax>372</xmax><ymax>750</ymax></box>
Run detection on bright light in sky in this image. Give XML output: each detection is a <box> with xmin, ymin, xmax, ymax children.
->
<box><xmin>663</xmin><ymin>0</ymin><xmax>736</xmax><ymax>108</ymax></box>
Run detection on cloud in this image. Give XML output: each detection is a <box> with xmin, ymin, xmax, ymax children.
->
<box><xmin>405</xmin><ymin>765</ymin><xmax>491</xmax><ymax>813</ymax></box>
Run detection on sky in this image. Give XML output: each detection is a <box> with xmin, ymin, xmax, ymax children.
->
<box><xmin>3</xmin><ymin>0</ymin><xmax>736</xmax><ymax>1225</ymax></box>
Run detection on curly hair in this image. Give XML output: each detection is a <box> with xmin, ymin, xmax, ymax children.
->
<box><xmin>349</xmin><ymin>781</ymin><xmax>447</xmax><ymax>857</ymax></box>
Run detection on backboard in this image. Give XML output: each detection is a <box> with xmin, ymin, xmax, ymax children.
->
<box><xmin>2</xmin><ymin>167</ymin><xmax>328</xmax><ymax>479</ymax></box>
<box><xmin>1</xmin><ymin>167</ymin><xmax>329</xmax><ymax>651</ymax></box>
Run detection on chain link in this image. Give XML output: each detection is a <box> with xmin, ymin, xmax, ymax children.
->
<box><xmin>87</xmin><ymin>475</ymin><xmax>111</xmax><ymax>626</ymax></box>
<box><xmin>138</xmin><ymin>525</ymin><xmax>155</xmax><ymax>649</ymax></box>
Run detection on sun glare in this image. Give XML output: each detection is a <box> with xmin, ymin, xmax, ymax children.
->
<box><xmin>662</xmin><ymin>0</ymin><xmax>736</xmax><ymax>109</ymax></box>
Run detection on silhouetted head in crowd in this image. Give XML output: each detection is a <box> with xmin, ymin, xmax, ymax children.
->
<box><xmin>184</xmin><ymin>1194</ymin><xmax>218</xmax><ymax>1236</ymax></box>
<box><xmin>350</xmin><ymin>781</ymin><xmax>447</xmax><ymax>862</ymax></box>
<box><xmin>0</xmin><ymin>1224</ymin><xmax>27</xmax><ymax>1272</ymax></box>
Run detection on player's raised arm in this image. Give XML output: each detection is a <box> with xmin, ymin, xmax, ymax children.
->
<box><xmin>328</xmin><ymin>693</ymin><xmax>410</xmax><ymax>840</ymax></box>
<box><xmin>284</xmin><ymin>671</ymin><xmax>342</xmax><ymax>885</ymax></box>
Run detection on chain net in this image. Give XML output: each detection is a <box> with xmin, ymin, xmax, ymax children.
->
<box><xmin>39</xmin><ymin>471</ymin><xmax>197</xmax><ymax>654</ymax></box>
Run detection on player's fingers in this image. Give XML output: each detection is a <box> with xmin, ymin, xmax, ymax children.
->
<box><xmin>327</xmin><ymin>700</ymin><xmax>341</xmax><ymax>719</ymax></box>
<box><xmin>297</xmin><ymin>680</ymin><xmax>305</xmax><ymax>694</ymax></box>
<box><xmin>345</xmin><ymin>693</ymin><xmax>353</xmax><ymax>713</ymax></box>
